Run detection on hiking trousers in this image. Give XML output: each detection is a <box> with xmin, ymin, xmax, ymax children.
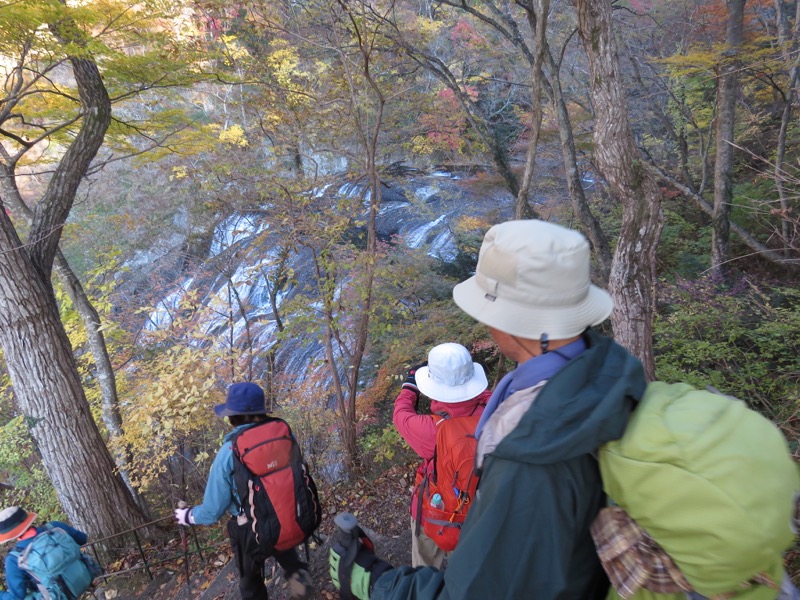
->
<box><xmin>410</xmin><ymin>516</ymin><xmax>449</xmax><ymax>569</ymax></box>
<box><xmin>227</xmin><ymin>517</ymin><xmax>307</xmax><ymax>600</ymax></box>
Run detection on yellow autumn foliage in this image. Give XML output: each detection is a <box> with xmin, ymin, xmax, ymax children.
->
<box><xmin>119</xmin><ymin>344</ymin><xmax>223</xmax><ymax>490</ymax></box>
<box><xmin>265</xmin><ymin>41</ymin><xmax>316</xmax><ymax>109</ymax></box>
<box><xmin>219</xmin><ymin>124</ymin><xmax>249</xmax><ymax>148</ymax></box>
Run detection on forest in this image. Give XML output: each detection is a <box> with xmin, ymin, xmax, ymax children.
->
<box><xmin>0</xmin><ymin>0</ymin><xmax>799</xmax><ymax>595</ymax></box>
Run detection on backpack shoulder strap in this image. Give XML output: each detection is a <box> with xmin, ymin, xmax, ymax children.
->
<box><xmin>433</xmin><ymin>412</ymin><xmax>449</xmax><ymax>428</ymax></box>
<box><xmin>230</xmin><ymin>425</ymin><xmax>259</xmax><ymax>511</ymax></box>
<box><xmin>17</xmin><ymin>524</ymin><xmax>53</xmax><ymax>567</ymax></box>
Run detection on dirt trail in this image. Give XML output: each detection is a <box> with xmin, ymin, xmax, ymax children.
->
<box><xmin>95</xmin><ymin>464</ymin><xmax>415</xmax><ymax>600</ymax></box>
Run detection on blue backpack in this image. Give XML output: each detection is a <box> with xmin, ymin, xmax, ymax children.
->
<box><xmin>12</xmin><ymin>524</ymin><xmax>95</xmax><ymax>600</ymax></box>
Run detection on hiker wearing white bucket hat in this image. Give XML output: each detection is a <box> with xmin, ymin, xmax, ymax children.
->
<box><xmin>370</xmin><ymin>220</ymin><xmax>647</xmax><ymax>600</ymax></box>
<box><xmin>452</xmin><ymin>219</ymin><xmax>614</xmax><ymax>341</ymax></box>
<box><xmin>393</xmin><ymin>343</ymin><xmax>490</xmax><ymax>568</ymax></box>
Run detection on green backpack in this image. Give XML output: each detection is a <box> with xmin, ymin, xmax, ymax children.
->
<box><xmin>597</xmin><ymin>382</ymin><xmax>799</xmax><ymax>600</ymax></box>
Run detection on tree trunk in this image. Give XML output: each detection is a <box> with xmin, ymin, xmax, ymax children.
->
<box><xmin>0</xmin><ymin>46</ymin><xmax>147</xmax><ymax>536</ymax></box>
<box><xmin>515</xmin><ymin>0</ymin><xmax>549</xmax><ymax>220</ymax></box>
<box><xmin>546</xmin><ymin>43</ymin><xmax>612</xmax><ymax>281</ymax></box>
<box><xmin>435</xmin><ymin>0</ymin><xmax>611</xmax><ymax>277</ymax></box>
<box><xmin>417</xmin><ymin>2</ymin><xmax>526</xmax><ymax>202</ymax></box>
<box><xmin>304</xmin><ymin>0</ymin><xmax>388</xmax><ymax>473</ymax></box>
<box><xmin>773</xmin><ymin>0</ymin><xmax>799</xmax><ymax>252</ymax></box>
<box><xmin>1</xmin><ymin>178</ymin><xmax>145</xmax><ymax>511</ymax></box>
<box><xmin>0</xmin><ymin>215</ymin><xmax>146</xmax><ymax>538</ymax></box>
<box><xmin>52</xmin><ymin>252</ymin><xmax>148</xmax><ymax>512</ymax></box>
<box><xmin>711</xmin><ymin>0</ymin><xmax>745</xmax><ymax>277</ymax></box>
<box><xmin>390</xmin><ymin>36</ymin><xmax>524</xmax><ymax>201</ymax></box>
<box><xmin>262</xmin><ymin>245</ymin><xmax>290</xmax><ymax>409</ymax></box>
<box><xmin>576</xmin><ymin>0</ymin><xmax>664</xmax><ymax>380</ymax></box>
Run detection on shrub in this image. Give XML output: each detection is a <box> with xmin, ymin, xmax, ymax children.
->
<box><xmin>0</xmin><ymin>416</ymin><xmax>63</xmax><ymax>521</ymax></box>
<box><xmin>655</xmin><ymin>277</ymin><xmax>800</xmax><ymax>432</ymax></box>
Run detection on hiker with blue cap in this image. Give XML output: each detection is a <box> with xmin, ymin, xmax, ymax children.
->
<box><xmin>173</xmin><ymin>382</ymin><xmax>313</xmax><ymax>600</ymax></box>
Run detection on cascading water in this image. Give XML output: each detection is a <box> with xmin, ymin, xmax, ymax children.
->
<box><xmin>144</xmin><ymin>168</ymin><xmax>515</xmax><ymax>387</ymax></box>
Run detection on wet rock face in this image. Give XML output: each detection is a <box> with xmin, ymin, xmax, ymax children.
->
<box><xmin>139</xmin><ymin>168</ymin><xmax>515</xmax><ymax>383</ymax></box>
<box><xmin>145</xmin><ymin>151</ymin><xmax>603</xmax><ymax>401</ymax></box>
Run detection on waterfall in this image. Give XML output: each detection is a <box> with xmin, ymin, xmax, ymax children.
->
<box><xmin>144</xmin><ymin>168</ymin><xmax>515</xmax><ymax>384</ymax></box>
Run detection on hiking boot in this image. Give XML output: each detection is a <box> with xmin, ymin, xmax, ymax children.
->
<box><xmin>287</xmin><ymin>568</ymin><xmax>314</xmax><ymax>599</ymax></box>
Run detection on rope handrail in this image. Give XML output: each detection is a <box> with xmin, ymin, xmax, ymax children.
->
<box><xmin>92</xmin><ymin>539</ymin><xmax>229</xmax><ymax>581</ymax></box>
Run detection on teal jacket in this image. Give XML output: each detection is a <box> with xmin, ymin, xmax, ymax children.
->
<box><xmin>374</xmin><ymin>332</ymin><xmax>646</xmax><ymax>600</ymax></box>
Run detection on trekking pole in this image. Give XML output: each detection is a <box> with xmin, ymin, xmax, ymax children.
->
<box><xmin>334</xmin><ymin>512</ymin><xmax>358</xmax><ymax>541</ymax></box>
<box><xmin>177</xmin><ymin>501</ymin><xmax>192</xmax><ymax>597</ymax></box>
<box><xmin>332</xmin><ymin>513</ymin><xmax>360</xmax><ymax>600</ymax></box>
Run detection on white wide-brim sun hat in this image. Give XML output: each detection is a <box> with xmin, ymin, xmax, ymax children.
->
<box><xmin>415</xmin><ymin>342</ymin><xmax>488</xmax><ymax>404</ymax></box>
<box><xmin>415</xmin><ymin>342</ymin><xmax>489</xmax><ymax>404</ymax></box>
<box><xmin>453</xmin><ymin>220</ymin><xmax>613</xmax><ymax>340</ymax></box>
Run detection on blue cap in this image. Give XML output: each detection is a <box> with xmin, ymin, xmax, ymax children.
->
<box><xmin>214</xmin><ymin>382</ymin><xmax>266</xmax><ymax>417</ymax></box>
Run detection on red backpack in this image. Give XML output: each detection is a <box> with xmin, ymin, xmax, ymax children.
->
<box><xmin>231</xmin><ymin>418</ymin><xmax>322</xmax><ymax>558</ymax></box>
<box><xmin>415</xmin><ymin>413</ymin><xmax>481</xmax><ymax>551</ymax></box>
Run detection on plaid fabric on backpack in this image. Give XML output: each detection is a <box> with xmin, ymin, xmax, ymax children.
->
<box><xmin>231</xmin><ymin>418</ymin><xmax>322</xmax><ymax>560</ymax></box>
<box><xmin>12</xmin><ymin>524</ymin><xmax>94</xmax><ymax>600</ymax></box>
<box><xmin>415</xmin><ymin>412</ymin><xmax>481</xmax><ymax>552</ymax></box>
<box><xmin>595</xmin><ymin>382</ymin><xmax>799</xmax><ymax>600</ymax></box>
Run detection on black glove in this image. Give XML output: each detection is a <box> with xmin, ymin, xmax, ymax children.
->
<box><xmin>402</xmin><ymin>361</ymin><xmax>427</xmax><ymax>393</ymax></box>
<box><xmin>330</xmin><ymin>524</ymin><xmax>393</xmax><ymax>600</ymax></box>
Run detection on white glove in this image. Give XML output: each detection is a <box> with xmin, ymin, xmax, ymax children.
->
<box><xmin>174</xmin><ymin>507</ymin><xmax>194</xmax><ymax>526</ymax></box>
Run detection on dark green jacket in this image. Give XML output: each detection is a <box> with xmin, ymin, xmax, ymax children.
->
<box><xmin>374</xmin><ymin>332</ymin><xmax>646</xmax><ymax>600</ymax></box>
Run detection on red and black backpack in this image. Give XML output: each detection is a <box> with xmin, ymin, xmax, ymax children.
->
<box><xmin>231</xmin><ymin>417</ymin><xmax>322</xmax><ymax>559</ymax></box>
<box><xmin>415</xmin><ymin>411</ymin><xmax>481</xmax><ymax>551</ymax></box>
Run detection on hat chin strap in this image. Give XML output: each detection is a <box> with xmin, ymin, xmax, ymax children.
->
<box><xmin>540</xmin><ymin>333</ymin><xmax>549</xmax><ymax>354</ymax></box>
<box><xmin>511</xmin><ymin>334</ymin><xmax>546</xmax><ymax>362</ymax></box>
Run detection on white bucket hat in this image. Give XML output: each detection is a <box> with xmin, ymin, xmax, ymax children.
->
<box><xmin>452</xmin><ymin>220</ymin><xmax>613</xmax><ymax>340</ymax></box>
<box><xmin>415</xmin><ymin>343</ymin><xmax>488</xmax><ymax>404</ymax></box>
